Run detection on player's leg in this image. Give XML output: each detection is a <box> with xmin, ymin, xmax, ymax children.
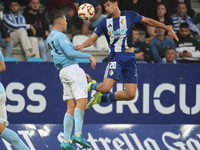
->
<box><xmin>114</xmin><ymin>83</ymin><xmax>137</xmax><ymax>100</ymax></box>
<box><xmin>88</xmin><ymin>60</ymin><xmax>119</xmax><ymax>93</ymax></box>
<box><xmin>70</xmin><ymin>67</ymin><xmax>90</xmax><ymax>148</ymax></box>
<box><xmin>60</xmin><ymin>68</ymin><xmax>76</xmax><ymax>150</ymax></box>
<box><xmin>86</xmin><ymin>83</ymin><xmax>137</xmax><ymax>109</ymax></box>
<box><xmin>60</xmin><ymin>99</ymin><xmax>76</xmax><ymax>150</ymax></box>
<box><xmin>89</xmin><ymin>78</ymin><xmax>115</xmax><ymax>93</ymax></box>
<box><xmin>0</xmin><ymin>125</ymin><xmax>30</xmax><ymax>150</ymax></box>
<box><xmin>71</xmin><ymin>98</ymin><xmax>90</xmax><ymax>148</ymax></box>
<box><xmin>87</xmin><ymin>52</ymin><xmax>137</xmax><ymax>108</ymax></box>
<box><xmin>86</xmin><ymin>78</ymin><xmax>116</xmax><ymax>109</ymax></box>
<box><xmin>0</xmin><ymin>93</ymin><xmax>30</xmax><ymax>150</ymax></box>
<box><xmin>99</xmin><ymin>53</ymin><xmax>138</xmax><ymax>101</ymax></box>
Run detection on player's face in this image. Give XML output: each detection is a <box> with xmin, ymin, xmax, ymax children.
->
<box><xmin>29</xmin><ymin>0</ymin><xmax>40</xmax><ymax>11</ymax></box>
<box><xmin>103</xmin><ymin>1</ymin><xmax>118</xmax><ymax>15</ymax></box>
<box><xmin>165</xmin><ymin>49</ymin><xmax>176</xmax><ymax>62</ymax></box>
<box><xmin>179</xmin><ymin>27</ymin><xmax>190</xmax><ymax>38</ymax></box>
<box><xmin>133</xmin><ymin>30</ymin><xmax>139</xmax><ymax>42</ymax></box>
<box><xmin>177</xmin><ymin>3</ymin><xmax>187</xmax><ymax>17</ymax></box>
<box><xmin>9</xmin><ymin>2</ymin><xmax>20</xmax><ymax>14</ymax></box>
<box><xmin>157</xmin><ymin>4</ymin><xmax>167</xmax><ymax>17</ymax></box>
<box><xmin>62</xmin><ymin>16</ymin><xmax>68</xmax><ymax>32</ymax></box>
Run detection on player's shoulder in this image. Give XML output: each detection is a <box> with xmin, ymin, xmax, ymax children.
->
<box><xmin>121</xmin><ymin>10</ymin><xmax>140</xmax><ymax>16</ymax></box>
<box><xmin>51</xmin><ymin>29</ymin><xmax>66</xmax><ymax>38</ymax></box>
<box><xmin>100</xmin><ymin>16</ymin><xmax>110</xmax><ymax>22</ymax></box>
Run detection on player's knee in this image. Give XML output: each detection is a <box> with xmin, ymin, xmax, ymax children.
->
<box><xmin>101</xmin><ymin>86</ymin><xmax>111</xmax><ymax>93</ymax></box>
<box><xmin>126</xmin><ymin>94</ymin><xmax>136</xmax><ymax>100</ymax></box>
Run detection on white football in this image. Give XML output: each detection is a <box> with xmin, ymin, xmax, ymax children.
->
<box><xmin>78</xmin><ymin>3</ymin><xmax>95</xmax><ymax>20</ymax></box>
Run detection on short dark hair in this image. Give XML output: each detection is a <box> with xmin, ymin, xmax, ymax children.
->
<box><xmin>50</xmin><ymin>10</ymin><xmax>66</xmax><ymax>25</ymax></box>
<box><xmin>180</xmin><ymin>22</ymin><xmax>189</xmax><ymax>29</ymax></box>
<box><xmin>177</xmin><ymin>2</ymin><xmax>187</xmax><ymax>8</ymax></box>
<box><xmin>10</xmin><ymin>0</ymin><xmax>20</xmax><ymax>5</ymax></box>
<box><xmin>132</xmin><ymin>27</ymin><xmax>139</xmax><ymax>32</ymax></box>
<box><xmin>167</xmin><ymin>48</ymin><xmax>175</xmax><ymax>51</ymax></box>
<box><xmin>101</xmin><ymin>0</ymin><xmax>119</xmax><ymax>5</ymax></box>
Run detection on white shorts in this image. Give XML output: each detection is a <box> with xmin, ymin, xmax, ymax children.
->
<box><xmin>0</xmin><ymin>93</ymin><xmax>9</xmax><ymax>125</ymax></box>
<box><xmin>59</xmin><ymin>64</ymin><xmax>88</xmax><ymax>100</ymax></box>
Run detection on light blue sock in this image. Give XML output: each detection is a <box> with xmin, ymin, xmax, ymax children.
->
<box><xmin>63</xmin><ymin>113</ymin><xmax>74</xmax><ymax>141</ymax></box>
<box><xmin>0</xmin><ymin>128</ymin><xmax>30</xmax><ymax>150</ymax></box>
<box><xmin>74</xmin><ymin>108</ymin><xmax>84</xmax><ymax>135</ymax></box>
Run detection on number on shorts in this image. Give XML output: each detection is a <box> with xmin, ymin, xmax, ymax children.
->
<box><xmin>109</xmin><ymin>62</ymin><xmax>116</xmax><ymax>69</ymax></box>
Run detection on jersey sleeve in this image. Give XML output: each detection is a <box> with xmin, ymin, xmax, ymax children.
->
<box><xmin>57</xmin><ymin>33</ymin><xmax>70</xmax><ymax>48</ymax></box>
<box><xmin>58</xmin><ymin>33</ymin><xmax>90</xmax><ymax>59</ymax></box>
<box><xmin>130</xmin><ymin>11</ymin><xmax>143</xmax><ymax>24</ymax></box>
<box><xmin>94</xmin><ymin>18</ymin><xmax>105</xmax><ymax>37</ymax></box>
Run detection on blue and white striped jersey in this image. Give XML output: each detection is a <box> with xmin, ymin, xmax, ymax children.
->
<box><xmin>46</xmin><ymin>29</ymin><xmax>91</xmax><ymax>70</ymax></box>
<box><xmin>3</xmin><ymin>11</ymin><xmax>30</xmax><ymax>33</ymax></box>
<box><xmin>0</xmin><ymin>49</ymin><xmax>5</xmax><ymax>94</ymax></box>
<box><xmin>94</xmin><ymin>11</ymin><xmax>143</xmax><ymax>53</ymax></box>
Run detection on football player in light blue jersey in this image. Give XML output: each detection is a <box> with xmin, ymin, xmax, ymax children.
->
<box><xmin>75</xmin><ymin>0</ymin><xmax>179</xmax><ymax>109</ymax></box>
<box><xmin>0</xmin><ymin>49</ymin><xmax>30</xmax><ymax>150</ymax></box>
<box><xmin>46</xmin><ymin>10</ymin><xmax>96</xmax><ymax>150</ymax></box>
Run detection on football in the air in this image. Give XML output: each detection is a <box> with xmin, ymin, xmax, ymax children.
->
<box><xmin>78</xmin><ymin>3</ymin><xmax>95</xmax><ymax>20</ymax></box>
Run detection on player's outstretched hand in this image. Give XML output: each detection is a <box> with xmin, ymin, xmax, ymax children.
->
<box><xmin>75</xmin><ymin>45</ymin><xmax>83</xmax><ymax>51</ymax></box>
<box><xmin>89</xmin><ymin>55</ymin><xmax>96</xmax><ymax>69</ymax></box>
<box><xmin>85</xmin><ymin>73</ymin><xmax>92</xmax><ymax>82</ymax></box>
<box><xmin>168</xmin><ymin>29</ymin><xmax>179</xmax><ymax>41</ymax></box>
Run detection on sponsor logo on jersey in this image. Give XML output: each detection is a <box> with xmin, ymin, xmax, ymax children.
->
<box><xmin>108</xmin><ymin>28</ymin><xmax>128</xmax><ymax>36</ymax></box>
<box><xmin>108</xmin><ymin>24</ymin><xmax>112</xmax><ymax>27</ymax></box>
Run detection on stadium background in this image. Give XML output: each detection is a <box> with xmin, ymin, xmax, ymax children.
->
<box><xmin>0</xmin><ymin>62</ymin><xmax>200</xmax><ymax>150</ymax></box>
<box><xmin>0</xmin><ymin>0</ymin><xmax>200</xmax><ymax>149</ymax></box>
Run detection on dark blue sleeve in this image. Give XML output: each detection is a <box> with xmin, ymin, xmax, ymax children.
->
<box><xmin>130</xmin><ymin>11</ymin><xmax>143</xmax><ymax>24</ymax></box>
<box><xmin>94</xmin><ymin>18</ymin><xmax>105</xmax><ymax>37</ymax></box>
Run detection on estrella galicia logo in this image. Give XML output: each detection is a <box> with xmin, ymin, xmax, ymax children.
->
<box><xmin>108</xmin><ymin>28</ymin><xmax>128</xmax><ymax>36</ymax></box>
<box><xmin>79</xmin><ymin>82</ymin><xmax>87</xmax><ymax>89</ymax></box>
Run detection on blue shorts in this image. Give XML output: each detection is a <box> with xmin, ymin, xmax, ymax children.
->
<box><xmin>104</xmin><ymin>52</ymin><xmax>138</xmax><ymax>84</ymax></box>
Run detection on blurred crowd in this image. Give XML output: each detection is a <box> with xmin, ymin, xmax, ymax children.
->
<box><xmin>0</xmin><ymin>0</ymin><xmax>199</xmax><ymax>63</ymax></box>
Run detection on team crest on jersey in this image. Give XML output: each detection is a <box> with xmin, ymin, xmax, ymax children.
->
<box><xmin>109</xmin><ymin>70</ymin><xmax>114</xmax><ymax>76</ymax></box>
<box><xmin>64</xmin><ymin>38</ymin><xmax>68</xmax><ymax>43</ymax></box>
<box><xmin>121</xmin><ymin>19</ymin><xmax>124</xmax><ymax>25</ymax></box>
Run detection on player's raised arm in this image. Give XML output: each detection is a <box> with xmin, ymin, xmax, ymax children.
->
<box><xmin>140</xmin><ymin>17</ymin><xmax>179</xmax><ymax>41</ymax></box>
<box><xmin>75</xmin><ymin>33</ymin><xmax>99</xmax><ymax>51</ymax></box>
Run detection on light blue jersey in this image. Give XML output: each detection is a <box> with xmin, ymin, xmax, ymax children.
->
<box><xmin>0</xmin><ymin>49</ymin><xmax>5</xmax><ymax>94</ymax></box>
<box><xmin>46</xmin><ymin>29</ymin><xmax>91</xmax><ymax>70</ymax></box>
